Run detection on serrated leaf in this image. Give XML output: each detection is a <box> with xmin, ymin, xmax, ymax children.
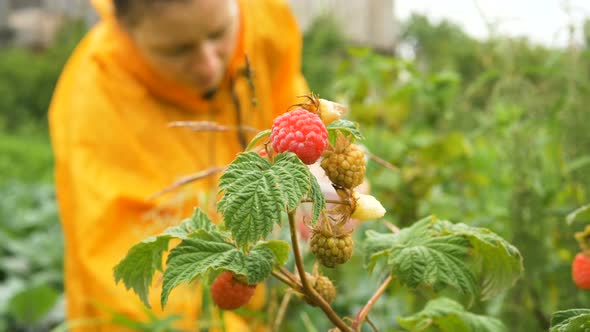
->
<box><xmin>389</xmin><ymin>233</ymin><xmax>477</xmax><ymax>299</ymax></box>
<box><xmin>257</xmin><ymin>240</ymin><xmax>290</xmax><ymax>266</ymax></box>
<box><xmin>382</xmin><ymin>217</ymin><xmax>477</xmax><ymax>298</ymax></box>
<box><xmin>398</xmin><ymin>297</ymin><xmax>506</xmax><ymax>332</ymax></box>
<box><xmin>326</xmin><ymin>119</ymin><xmax>364</xmax><ymax>145</ymax></box>
<box><xmin>434</xmin><ymin>221</ymin><xmax>523</xmax><ymax>300</ymax></box>
<box><xmin>165</xmin><ymin>208</ymin><xmax>216</xmax><ymax>236</ymax></box>
<box><xmin>364</xmin><ymin>230</ymin><xmax>397</xmax><ymax>272</ymax></box>
<box><xmin>113</xmin><ymin>210</ymin><xmax>213</xmax><ymax>308</ymax></box>
<box><xmin>550</xmin><ymin>309</ymin><xmax>590</xmax><ymax>332</ymax></box>
<box><xmin>551</xmin><ymin>309</ymin><xmax>590</xmax><ymax>326</ymax></box>
<box><xmin>245</xmin><ymin>245</ymin><xmax>275</xmax><ymax>282</ymax></box>
<box><xmin>114</xmin><ymin>237</ymin><xmax>170</xmax><ymax>307</ymax></box>
<box><xmin>364</xmin><ymin>217</ymin><xmax>522</xmax><ymax>304</ymax></box>
<box><xmin>161</xmin><ymin>231</ymin><xmax>278</xmax><ymax>307</ymax></box>
<box><xmin>245</xmin><ymin>129</ymin><xmax>272</xmax><ymax>151</ymax></box>
<box><xmin>217</xmin><ymin>152</ymin><xmax>315</xmax><ymax>247</ymax></box>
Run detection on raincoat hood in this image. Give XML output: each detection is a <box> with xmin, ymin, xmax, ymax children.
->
<box><xmin>90</xmin><ymin>0</ymin><xmax>247</xmax><ymax>112</ymax></box>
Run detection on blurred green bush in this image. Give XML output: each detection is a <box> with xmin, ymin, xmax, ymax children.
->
<box><xmin>294</xmin><ymin>13</ymin><xmax>590</xmax><ymax>332</ymax></box>
<box><xmin>2</xmin><ymin>11</ymin><xmax>590</xmax><ymax>332</ymax></box>
<box><xmin>0</xmin><ymin>19</ymin><xmax>85</xmax><ymax>132</ymax></box>
<box><xmin>0</xmin><ymin>20</ymin><xmax>85</xmax><ymax>332</ymax></box>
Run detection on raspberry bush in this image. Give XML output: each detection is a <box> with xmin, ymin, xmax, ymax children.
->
<box><xmin>113</xmin><ymin>96</ymin><xmax>524</xmax><ymax>331</ymax></box>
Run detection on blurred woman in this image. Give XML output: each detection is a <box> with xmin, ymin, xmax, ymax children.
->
<box><xmin>48</xmin><ymin>0</ymin><xmax>307</xmax><ymax>330</ymax></box>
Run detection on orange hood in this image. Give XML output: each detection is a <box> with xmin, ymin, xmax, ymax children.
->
<box><xmin>89</xmin><ymin>0</ymin><xmax>246</xmax><ymax>112</ymax></box>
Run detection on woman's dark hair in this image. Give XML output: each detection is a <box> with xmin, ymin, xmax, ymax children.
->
<box><xmin>113</xmin><ymin>0</ymin><xmax>187</xmax><ymax>25</ymax></box>
<box><xmin>113</xmin><ymin>0</ymin><xmax>134</xmax><ymax>20</ymax></box>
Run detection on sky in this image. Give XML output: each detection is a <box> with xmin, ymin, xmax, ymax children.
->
<box><xmin>396</xmin><ymin>0</ymin><xmax>590</xmax><ymax>47</ymax></box>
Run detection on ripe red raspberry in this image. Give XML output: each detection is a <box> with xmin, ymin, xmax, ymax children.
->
<box><xmin>572</xmin><ymin>253</ymin><xmax>590</xmax><ymax>290</ymax></box>
<box><xmin>211</xmin><ymin>271</ymin><xmax>256</xmax><ymax>310</ymax></box>
<box><xmin>270</xmin><ymin>108</ymin><xmax>328</xmax><ymax>165</ymax></box>
<box><xmin>310</xmin><ymin>232</ymin><xmax>354</xmax><ymax>268</ymax></box>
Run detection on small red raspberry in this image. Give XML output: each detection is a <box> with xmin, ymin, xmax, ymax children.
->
<box><xmin>211</xmin><ymin>271</ymin><xmax>256</xmax><ymax>310</ymax></box>
<box><xmin>270</xmin><ymin>108</ymin><xmax>328</xmax><ymax>165</ymax></box>
<box><xmin>572</xmin><ymin>253</ymin><xmax>590</xmax><ymax>290</ymax></box>
<box><xmin>310</xmin><ymin>232</ymin><xmax>354</xmax><ymax>268</ymax></box>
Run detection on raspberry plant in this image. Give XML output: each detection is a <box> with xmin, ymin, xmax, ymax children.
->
<box><xmin>114</xmin><ymin>96</ymin><xmax>525</xmax><ymax>331</ymax></box>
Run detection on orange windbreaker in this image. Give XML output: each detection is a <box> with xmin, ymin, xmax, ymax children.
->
<box><xmin>49</xmin><ymin>0</ymin><xmax>307</xmax><ymax>330</ymax></box>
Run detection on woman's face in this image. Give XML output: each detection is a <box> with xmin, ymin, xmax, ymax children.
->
<box><xmin>125</xmin><ymin>0</ymin><xmax>239</xmax><ymax>95</ymax></box>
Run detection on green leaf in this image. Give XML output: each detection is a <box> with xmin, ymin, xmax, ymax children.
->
<box><xmin>113</xmin><ymin>209</ymin><xmax>214</xmax><ymax>308</ymax></box>
<box><xmin>434</xmin><ymin>221</ymin><xmax>523</xmax><ymax>300</ymax></box>
<box><xmin>8</xmin><ymin>285</ymin><xmax>59</xmax><ymax>325</ymax></box>
<box><xmin>550</xmin><ymin>309</ymin><xmax>590</xmax><ymax>332</ymax></box>
<box><xmin>217</xmin><ymin>152</ymin><xmax>315</xmax><ymax>247</ymax></box>
<box><xmin>364</xmin><ymin>230</ymin><xmax>397</xmax><ymax>272</ymax></box>
<box><xmin>389</xmin><ymin>232</ymin><xmax>477</xmax><ymax>298</ymax></box>
<box><xmin>398</xmin><ymin>297</ymin><xmax>506</xmax><ymax>332</ymax></box>
<box><xmin>257</xmin><ymin>240</ymin><xmax>291</xmax><ymax>266</ymax></box>
<box><xmin>114</xmin><ymin>236</ymin><xmax>170</xmax><ymax>307</ymax></box>
<box><xmin>167</xmin><ymin>208</ymin><xmax>216</xmax><ymax>235</ymax></box>
<box><xmin>327</xmin><ymin>119</ymin><xmax>364</xmax><ymax>145</ymax></box>
<box><xmin>245</xmin><ymin>129</ymin><xmax>271</xmax><ymax>151</ymax></box>
<box><xmin>161</xmin><ymin>231</ymin><xmax>279</xmax><ymax>308</ymax></box>
<box><xmin>384</xmin><ymin>217</ymin><xmax>477</xmax><ymax>299</ymax></box>
<box><xmin>364</xmin><ymin>217</ymin><xmax>523</xmax><ymax>304</ymax></box>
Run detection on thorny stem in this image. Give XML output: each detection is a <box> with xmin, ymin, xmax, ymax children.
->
<box><xmin>352</xmin><ymin>275</ymin><xmax>393</xmax><ymax>331</ymax></box>
<box><xmin>288</xmin><ymin>211</ymin><xmax>353</xmax><ymax>332</ymax></box>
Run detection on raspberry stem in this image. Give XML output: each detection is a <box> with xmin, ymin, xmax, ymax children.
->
<box><xmin>301</xmin><ymin>198</ymin><xmax>351</xmax><ymax>206</ymax></box>
<box><xmin>288</xmin><ymin>211</ymin><xmax>353</xmax><ymax>332</ymax></box>
<box><xmin>351</xmin><ymin>275</ymin><xmax>393</xmax><ymax>332</ymax></box>
<box><xmin>365</xmin><ymin>150</ymin><xmax>399</xmax><ymax>172</ymax></box>
<box><xmin>278</xmin><ymin>266</ymin><xmax>300</xmax><ymax>285</ymax></box>
<box><xmin>271</xmin><ymin>270</ymin><xmax>301</xmax><ymax>291</ymax></box>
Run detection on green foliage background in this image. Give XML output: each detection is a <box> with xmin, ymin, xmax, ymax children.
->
<box><xmin>1</xmin><ymin>12</ymin><xmax>590</xmax><ymax>332</ymax></box>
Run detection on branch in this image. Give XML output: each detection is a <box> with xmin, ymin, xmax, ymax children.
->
<box><xmin>301</xmin><ymin>198</ymin><xmax>351</xmax><ymax>206</ymax></box>
<box><xmin>272</xmin><ymin>292</ymin><xmax>293</xmax><ymax>332</ymax></box>
<box><xmin>366</xmin><ymin>316</ymin><xmax>379</xmax><ymax>332</ymax></box>
<box><xmin>288</xmin><ymin>212</ymin><xmax>352</xmax><ymax>332</ymax></box>
<box><xmin>146</xmin><ymin>167</ymin><xmax>224</xmax><ymax>201</ymax></box>
<box><xmin>271</xmin><ymin>270</ymin><xmax>301</xmax><ymax>292</ymax></box>
<box><xmin>279</xmin><ymin>266</ymin><xmax>301</xmax><ymax>285</ymax></box>
<box><xmin>352</xmin><ymin>275</ymin><xmax>393</xmax><ymax>331</ymax></box>
<box><xmin>365</xmin><ymin>151</ymin><xmax>399</xmax><ymax>172</ymax></box>
<box><xmin>168</xmin><ymin>121</ymin><xmax>260</xmax><ymax>134</ymax></box>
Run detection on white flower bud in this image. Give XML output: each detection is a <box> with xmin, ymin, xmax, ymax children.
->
<box><xmin>319</xmin><ymin>99</ymin><xmax>347</xmax><ymax>125</ymax></box>
<box><xmin>351</xmin><ymin>191</ymin><xmax>386</xmax><ymax>221</ymax></box>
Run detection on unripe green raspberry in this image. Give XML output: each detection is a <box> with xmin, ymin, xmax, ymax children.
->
<box><xmin>310</xmin><ymin>233</ymin><xmax>354</xmax><ymax>268</ymax></box>
<box><xmin>321</xmin><ymin>143</ymin><xmax>366</xmax><ymax>189</ymax></box>
<box><xmin>314</xmin><ymin>275</ymin><xmax>336</xmax><ymax>304</ymax></box>
<box><xmin>304</xmin><ymin>274</ymin><xmax>337</xmax><ymax>305</ymax></box>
